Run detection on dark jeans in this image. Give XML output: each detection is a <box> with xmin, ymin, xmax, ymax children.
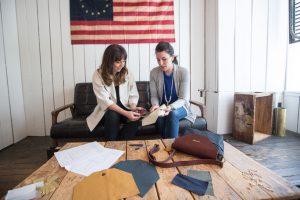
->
<box><xmin>101</xmin><ymin>110</ymin><xmax>140</xmax><ymax>141</ymax></box>
<box><xmin>156</xmin><ymin>106</ymin><xmax>187</xmax><ymax>138</ymax></box>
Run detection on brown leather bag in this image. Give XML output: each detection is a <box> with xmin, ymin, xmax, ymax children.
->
<box><xmin>148</xmin><ymin>134</ymin><xmax>224</xmax><ymax>168</ymax></box>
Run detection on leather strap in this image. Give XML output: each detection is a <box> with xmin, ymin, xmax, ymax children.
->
<box><xmin>148</xmin><ymin>144</ymin><xmax>223</xmax><ymax>168</ymax></box>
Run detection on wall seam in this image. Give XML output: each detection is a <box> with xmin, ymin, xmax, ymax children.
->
<box><xmin>0</xmin><ymin>0</ymin><xmax>14</xmax><ymax>143</ymax></box>
<box><xmin>58</xmin><ymin>0</ymin><xmax>66</xmax><ymax>119</ymax></box>
<box><xmin>189</xmin><ymin>0</ymin><xmax>191</xmax><ymax>99</ymax></box>
<box><xmin>233</xmin><ymin>0</ymin><xmax>237</xmax><ymax>92</ymax></box>
<box><xmin>48</xmin><ymin>0</ymin><xmax>55</xmax><ymax>108</ymax></box>
<box><xmin>36</xmin><ymin>0</ymin><xmax>46</xmax><ymax>136</ymax></box>
<box><xmin>249</xmin><ymin>0</ymin><xmax>254</xmax><ymax>92</ymax></box>
<box><xmin>264</xmin><ymin>0</ymin><xmax>270</xmax><ymax>92</ymax></box>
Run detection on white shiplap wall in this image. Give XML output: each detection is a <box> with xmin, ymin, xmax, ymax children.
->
<box><xmin>284</xmin><ymin>92</ymin><xmax>300</xmax><ymax>133</ymax></box>
<box><xmin>205</xmin><ymin>0</ymin><xmax>289</xmax><ymax>134</ymax></box>
<box><xmin>0</xmin><ymin>0</ymin><xmax>205</xmax><ymax>149</ymax></box>
<box><xmin>0</xmin><ymin>0</ymin><xmax>26</xmax><ymax>150</ymax></box>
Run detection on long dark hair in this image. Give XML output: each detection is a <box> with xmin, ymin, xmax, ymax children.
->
<box><xmin>99</xmin><ymin>44</ymin><xmax>128</xmax><ymax>86</ymax></box>
<box><xmin>155</xmin><ymin>41</ymin><xmax>178</xmax><ymax>65</ymax></box>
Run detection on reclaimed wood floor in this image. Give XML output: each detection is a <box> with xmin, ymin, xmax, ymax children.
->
<box><xmin>224</xmin><ymin>131</ymin><xmax>300</xmax><ymax>187</ymax></box>
<box><xmin>0</xmin><ymin>131</ymin><xmax>300</xmax><ymax>197</ymax></box>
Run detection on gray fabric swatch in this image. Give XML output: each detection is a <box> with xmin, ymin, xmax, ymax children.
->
<box><xmin>187</xmin><ymin>170</ymin><xmax>214</xmax><ymax>196</ymax></box>
<box><xmin>113</xmin><ymin>160</ymin><xmax>159</xmax><ymax>197</ymax></box>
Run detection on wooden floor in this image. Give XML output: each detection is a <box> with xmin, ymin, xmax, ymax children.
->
<box><xmin>0</xmin><ymin>131</ymin><xmax>300</xmax><ymax>197</ymax></box>
<box><xmin>224</xmin><ymin>131</ymin><xmax>300</xmax><ymax>187</ymax></box>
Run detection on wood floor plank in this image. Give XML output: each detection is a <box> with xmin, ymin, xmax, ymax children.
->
<box><xmin>162</xmin><ymin>139</ymin><xmax>242</xmax><ymax>200</ymax></box>
<box><xmin>145</xmin><ymin>139</ymin><xmax>194</xmax><ymax>200</ymax></box>
<box><xmin>224</xmin><ymin>142</ymin><xmax>300</xmax><ymax>199</ymax></box>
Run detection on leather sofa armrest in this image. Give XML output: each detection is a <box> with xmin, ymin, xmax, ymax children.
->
<box><xmin>189</xmin><ymin>100</ymin><xmax>206</xmax><ymax>118</ymax></box>
<box><xmin>51</xmin><ymin>103</ymin><xmax>75</xmax><ymax>125</ymax></box>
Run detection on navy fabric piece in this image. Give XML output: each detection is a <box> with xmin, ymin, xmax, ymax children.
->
<box><xmin>70</xmin><ymin>0</ymin><xmax>113</xmax><ymax>21</ymax></box>
<box><xmin>161</xmin><ymin>72</ymin><xmax>178</xmax><ymax>105</ymax></box>
<box><xmin>113</xmin><ymin>160</ymin><xmax>159</xmax><ymax>197</ymax></box>
<box><xmin>187</xmin><ymin>170</ymin><xmax>214</xmax><ymax>196</ymax></box>
<box><xmin>171</xmin><ymin>174</ymin><xmax>208</xmax><ymax>196</ymax></box>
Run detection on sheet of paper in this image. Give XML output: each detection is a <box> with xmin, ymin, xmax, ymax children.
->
<box><xmin>5</xmin><ymin>181</ymin><xmax>44</xmax><ymax>200</ymax></box>
<box><xmin>54</xmin><ymin>141</ymin><xmax>124</xmax><ymax>176</ymax></box>
<box><xmin>142</xmin><ymin>104</ymin><xmax>167</xmax><ymax>126</ymax></box>
<box><xmin>54</xmin><ymin>141</ymin><xmax>105</xmax><ymax>168</ymax></box>
<box><xmin>68</xmin><ymin>148</ymin><xmax>124</xmax><ymax>176</ymax></box>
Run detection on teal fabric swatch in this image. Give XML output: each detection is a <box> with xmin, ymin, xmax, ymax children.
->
<box><xmin>187</xmin><ymin>170</ymin><xmax>214</xmax><ymax>196</ymax></box>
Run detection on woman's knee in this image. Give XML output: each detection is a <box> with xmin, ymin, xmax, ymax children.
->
<box><xmin>167</xmin><ymin>110</ymin><xmax>179</xmax><ymax>121</ymax></box>
<box><xmin>105</xmin><ymin>110</ymin><xmax>120</xmax><ymax>120</ymax></box>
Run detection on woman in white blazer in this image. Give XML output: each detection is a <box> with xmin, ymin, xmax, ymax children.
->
<box><xmin>86</xmin><ymin>44</ymin><xmax>143</xmax><ymax>141</ymax></box>
<box><xmin>150</xmin><ymin>42</ymin><xmax>196</xmax><ymax>138</ymax></box>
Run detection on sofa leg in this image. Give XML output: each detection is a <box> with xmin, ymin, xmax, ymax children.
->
<box><xmin>47</xmin><ymin>139</ymin><xmax>60</xmax><ymax>160</ymax></box>
<box><xmin>46</xmin><ymin>139</ymin><xmax>59</xmax><ymax>160</ymax></box>
<box><xmin>52</xmin><ymin>139</ymin><xmax>58</xmax><ymax>148</ymax></box>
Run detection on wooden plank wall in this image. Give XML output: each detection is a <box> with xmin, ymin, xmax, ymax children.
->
<box><xmin>284</xmin><ymin>92</ymin><xmax>300</xmax><ymax>133</ymax></box>
<box><xmin>0</xmin><ymin>0</ymin><xmax>26</xmax><ymax>150</ymax></box>
<box><xmin>205</xmin><ymin>0</ymin><xmax>289</xmax><ymax>134</ymax></box>
<box><xmin>286</xmin><ymin>43</ymin><xmax>300</xmax><ymax>92</ymax></box>
<box><xmin>0</xmin><ymin>0</ymin><xmax>205</xmax><ymax>149</ymax></box>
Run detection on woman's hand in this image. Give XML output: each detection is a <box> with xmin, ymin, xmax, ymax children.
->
<box><xmin>131</xmin><ymin>107</ymin><xmax>147</xmax><ymax>116</ymax></box>
<box><xmin>163</xmin><ymin>105</ymin><xmax>172</xmax><ymax>116</ymax></box>
<box><xmin>125</xmin><ymin>110</ymin><xmax>141</xmax><ymax>121</ymax></box>
<box><xmin>150</xmin><ymin>105</ymin><xmax>159</xmax><ymax>112</ymax></box>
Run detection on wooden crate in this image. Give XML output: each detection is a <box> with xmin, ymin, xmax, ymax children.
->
<box><xmin>233</xmin><ymin>93</ymin><xmax>274</xmax><ymax>144</ymax></box>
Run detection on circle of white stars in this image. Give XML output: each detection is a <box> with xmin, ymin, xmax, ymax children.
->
<box><xmin>79</xmin><ymin>0</ymin><xmax>110</xmax><ymax>16</ymax></box>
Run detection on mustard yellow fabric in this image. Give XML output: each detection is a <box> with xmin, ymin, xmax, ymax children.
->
<box><xmin>73</xmin><ymin>168</ymin><xmax>139</xmax><ymax>200</ymax></box>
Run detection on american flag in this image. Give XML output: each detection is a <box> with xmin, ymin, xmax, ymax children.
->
<box><xmin>70</xmin><ymin>0</ymin><xmax>175</xmax><ymax>44</ymax></box>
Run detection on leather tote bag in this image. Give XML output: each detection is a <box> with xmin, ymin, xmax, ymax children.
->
<box><xmin>148</xmin><ymin>129</ymin><xmax>224</xmax><ymax>168</ymax></box>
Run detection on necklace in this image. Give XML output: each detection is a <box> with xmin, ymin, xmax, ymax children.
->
<box><xmin>163</xmin><ymin>73</ymin><xmax>174</xmax><ymax>106</ymax></box>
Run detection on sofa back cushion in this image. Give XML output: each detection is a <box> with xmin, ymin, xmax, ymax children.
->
<box><xmin>136</xmin><ymin>81</ymin><xmax>151</xmax><ymax>110</ymax></box>
<box><xmin>74</xmin><ymin>83</ymin><xmax>97</xmax><ymax>117</ymax></box>
<box><xmin>73</xmin><ymin>81</ymin><xmax>151</xmax><ymax>117</ymax></box>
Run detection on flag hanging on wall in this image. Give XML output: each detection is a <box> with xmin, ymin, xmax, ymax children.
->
<box><xmin>70</xmin><ymin>0</ymin><xmax>175</xmax><ymax>44</ymax></box>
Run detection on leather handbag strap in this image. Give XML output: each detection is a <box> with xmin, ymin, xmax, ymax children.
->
<box><xmin>148</xmin><ymin>144</ymin><xmax>223</xmax><ymax>168</ymax></box>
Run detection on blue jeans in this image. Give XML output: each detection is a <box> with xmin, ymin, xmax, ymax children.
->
<box><xmin>156</xmin><ymin>107</ymin><xmax>187</xmax><ymax>138</ymax></box>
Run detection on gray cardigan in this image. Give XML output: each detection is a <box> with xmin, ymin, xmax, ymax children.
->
<box><xmin>149</xmin><ymin>65</ymin><xmax>196</xmax><ymax>123</ymax></box>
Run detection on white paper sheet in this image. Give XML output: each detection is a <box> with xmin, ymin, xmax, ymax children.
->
<box><xmin>54</xmin><ymin>141</ymin><xmax>105</xmax><ymax>168</ymax></box>
<box><xmin>142</xmin><ymin>104</ymin><xmax>167</xmax><ymax>126</ymax></box>
<box><xmin>68</xmin><ymin>148</ymin><xmax>124</xmax><ymax>176</ymax></box>
<box><xmin>5</xmin><ymin>181</ymin><xmax>44</xmax><ymax>200</ymax></box>
<box><xmin>54</xmin><ymin>141</ymin><xmax>124</xmax><ymax>176</ymax></box>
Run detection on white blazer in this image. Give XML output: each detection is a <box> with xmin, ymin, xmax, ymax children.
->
<box><xmin>86</xmin><ymin>69</ymin><xmax>139</xmax><ymax>131</ymax></box>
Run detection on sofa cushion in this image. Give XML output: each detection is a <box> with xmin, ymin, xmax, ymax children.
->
<box><xmin>51</xmin><ymin>116</ymin><xmax>207</xmax><ymax>139</ymax></box>
<box><xmin>73</xmin><ymin>83</ymin><xmax>97</xmax><ymax>118</ymax></box>
<box><xmin>50</xmin><ymin>117</ymin><xmax>104</xmax><ymax>139</ymax></box>
<box><xmin>136</xmin><ymin>81</ymin><xmax>151</xmax><ymax>110</ymax></box>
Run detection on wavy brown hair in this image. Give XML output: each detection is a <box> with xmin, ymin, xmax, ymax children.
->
<box><xmin>99</xmin><ymin>44</ymin><xmax>128</xmax><ymax>86</ymax></box>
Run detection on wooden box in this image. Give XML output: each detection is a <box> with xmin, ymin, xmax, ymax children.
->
<box><xmin>233</xmin><ymin>93</ymin><xmax>274</xmax><ymax>144</ymax></box>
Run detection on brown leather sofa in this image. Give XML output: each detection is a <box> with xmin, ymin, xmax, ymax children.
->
<box><xmin>50</xmin><ymin>81</ymin><xmax>207</xmax><ymax>147</ymax></box>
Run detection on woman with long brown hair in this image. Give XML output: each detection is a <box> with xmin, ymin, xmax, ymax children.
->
<box><xmin>87</xmin><ymin>44</ymin><xmax>143</xmax><ymax>141</ymax></box>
